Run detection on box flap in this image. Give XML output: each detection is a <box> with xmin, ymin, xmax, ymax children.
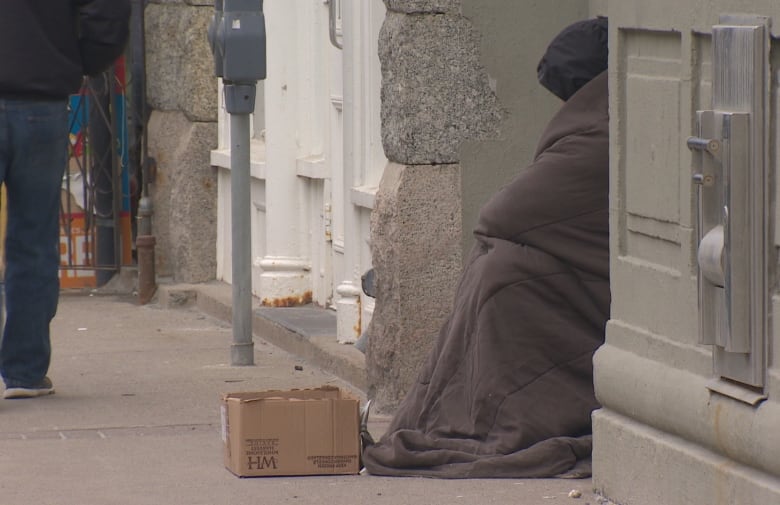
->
<box><xmin>223</xmin><ymin>385</ymin><xmax>349</xmax><ymax>404</ymax></box>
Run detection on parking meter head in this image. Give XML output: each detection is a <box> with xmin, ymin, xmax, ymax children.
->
<box><xmin>220</xmin><ymin>0</ymin><xmax>266</xmax><ymax>83</ymax></box>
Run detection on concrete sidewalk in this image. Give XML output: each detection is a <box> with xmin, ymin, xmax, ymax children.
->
<box><xmin>0</xmin><ymin>285</ymin><xmax>607</xmax><ymax>505</ymax></box>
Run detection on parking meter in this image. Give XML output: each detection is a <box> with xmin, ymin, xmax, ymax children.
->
<box><xmin>208</xmin><ymin>0</ymin><xmax>266</xmax><ymax>366</ymax></box>
<box><xmin>209</xmin><ymin>0</ymin><xmax>266</xmax><ymax>114</ymax></box>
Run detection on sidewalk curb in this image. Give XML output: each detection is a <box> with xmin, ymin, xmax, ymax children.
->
<box><xmin>156</xmin><ymin>282</ymin><xmax>368</xmax><ymax>392</ymax></box>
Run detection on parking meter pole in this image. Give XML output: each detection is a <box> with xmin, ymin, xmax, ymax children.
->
<box><xmin>229</xmin><ymin>108</ymin><xmax>254</xmax><ymax>366</ymax></box>
<box><xmin>209</xmin><ymin>0</ymin><xmax>265</xmax><ymax>366</ymax></box>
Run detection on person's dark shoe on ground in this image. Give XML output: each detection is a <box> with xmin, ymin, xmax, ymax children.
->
<box><xmin>3</xmin><ymin>376</ymin><xmax>55</xmax><ymax>399</ymax></box>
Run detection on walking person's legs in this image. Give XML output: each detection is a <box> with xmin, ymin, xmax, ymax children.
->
<box><xmin>0</xmin><ymin>98</ymin><xmax>68</xmax><ymax>398</ymax></box>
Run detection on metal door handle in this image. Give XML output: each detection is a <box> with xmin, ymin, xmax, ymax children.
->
<box><xmin>327</xmin><ymin>0</ymin><xmax>342</xmax><ymax>49</ymax></box>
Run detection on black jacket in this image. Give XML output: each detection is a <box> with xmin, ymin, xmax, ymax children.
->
<box><xmin>0</xmin><ymin>0</ymin><xmax>131</xmax><ymax>100</ymax></box>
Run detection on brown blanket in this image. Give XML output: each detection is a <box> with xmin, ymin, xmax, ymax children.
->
<box><xmin>363</xmin><ymin>71</ymin><xmax>610</xmax><ymax>479</ymax></box>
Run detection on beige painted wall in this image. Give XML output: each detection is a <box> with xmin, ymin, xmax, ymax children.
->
<box><xmin>594</xmin><ymin>2</ymin><xmax>780</xmax><ymax>503</ymax></box>
<box><xmin>458</xmin><ymin>0</ymin><xmax>602</xmax><ymax>257</ymax></box>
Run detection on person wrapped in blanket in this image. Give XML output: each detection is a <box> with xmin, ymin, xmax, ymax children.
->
<box><xmin>363</xmin><ymin>17</ymin><xmax>610</xmax><ymax>479</ymax></box>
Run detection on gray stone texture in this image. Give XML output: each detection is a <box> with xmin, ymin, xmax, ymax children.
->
<box><xmin>384</xmin><ymin>0</ymin><xmax>461</xmax><ymax>13</ymax></box>
<box><xmin>142</xmin><ymin>0</ymin><xmax>219</xmax><ymax>285</ymax></box>
<box><xmin>145</xmin><ymin>2</ymin><xmax>217</xmax><ymax>122</ymax></box>
<box><xmin>379</xmin><ymin>11</ymin><xmax>501</xmax><ymax>165</ymax></box>
<box><xmin>365</xmin><ymin>163</ymin><xmax>463</xmax><ymax>412</ymax></box>
<box><xmin>147</xmin><ymin>111</ymin><xmax>218</xmax><ymax>283</ymax></box>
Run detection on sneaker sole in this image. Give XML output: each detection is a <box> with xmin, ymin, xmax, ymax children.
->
<box><xmin>3</xmin><ymin>387</ymin><xmax>55</xmax><ymax>399</ymax></box>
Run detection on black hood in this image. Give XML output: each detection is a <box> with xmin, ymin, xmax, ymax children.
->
<box><xmin>537</xmin><ymin>17</ymin><xmax>608</xmax><ymax>101</ymax></box>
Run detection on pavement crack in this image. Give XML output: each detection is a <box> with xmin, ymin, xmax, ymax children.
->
<box><xmin>1</xmin><ymin>422</ymin><xmax>218</xmax><ymax>441</ymax></box>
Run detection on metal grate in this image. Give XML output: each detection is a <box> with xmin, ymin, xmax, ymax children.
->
<box><xmin>60</xmin><ymin>49</ymin><xmax>144</xmax><ymax>289</ymax></box>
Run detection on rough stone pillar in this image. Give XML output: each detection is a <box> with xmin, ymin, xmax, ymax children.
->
<box><xmin>366</xmin><ymin>0</ymin><xmax>501</xmax><ymax>411</ymax></box>
<box><xmin>144</xmin><ymin>0</ymin><xmax>218</xmax><ymax>283</ymax></box>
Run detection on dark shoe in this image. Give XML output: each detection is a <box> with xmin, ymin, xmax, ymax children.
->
<box><xmin>4</xmin><ymin>376</ymin><xmax>55</xmax><ymax>399</ymax></box>
<box><xmin>361</xmin><ymin>268</ymin><xmax>376</xmax><ymax>298</ymax></box>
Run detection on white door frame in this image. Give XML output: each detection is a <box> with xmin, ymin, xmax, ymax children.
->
<box><xmin>211</xmin><ymin>0</ymin><xmax>387</xmax><ymax>343</ymax></box>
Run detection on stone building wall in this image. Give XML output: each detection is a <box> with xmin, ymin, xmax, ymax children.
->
<box><xmin>366</xmin><ymin>0</ymin><xmax>498</xmax><ymax>411</ymax></box>
<box><xmin>144</xmin><ymin>0</ymin><xmax>218</xmax><ymax>283</ymax></box>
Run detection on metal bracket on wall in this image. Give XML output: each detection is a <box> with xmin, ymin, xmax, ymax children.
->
<box><xmin>326</xmin><ymin>0</ymin><xmax>343</xmax><ymax>49</ymax></box>
<box><xmin>688</xmin><ymin>14</ymin><xmax>770</xmax><ymax>394</ymax></box>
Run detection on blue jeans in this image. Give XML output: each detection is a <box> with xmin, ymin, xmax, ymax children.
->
<box><xmin>0</xmin><ymin>98</ymin><xmax>68</xmax><ymax>388</ymax></box>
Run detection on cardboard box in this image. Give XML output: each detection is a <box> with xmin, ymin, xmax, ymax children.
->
<box><xmin>221</xmin><ymin>386</ymin><xmax>361</xmax><ymax>477</ymax></box>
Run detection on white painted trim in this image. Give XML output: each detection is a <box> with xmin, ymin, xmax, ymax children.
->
<box><xmin>336</xmin><ymin>282</ymin><xmax>361</xmax><ymax>297</ymax></box>
<box><xmin>210</xmin><ymin>139</ymin><xmax>267</xmax><ymax>180</ymax></box>
<box><xmin>350</xmin><ymin>185</ymin><xmax>377</xmax><ymax>209</ymax></box>
<box><xmin>296</xmin><ymin>155</ymin><xmax>328</xmax><ymax>180</ymax></box>
<box><xmin>258</xmin><ymin>257</ymin><xmax>311</xmax><ymax>272</ymax></box>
